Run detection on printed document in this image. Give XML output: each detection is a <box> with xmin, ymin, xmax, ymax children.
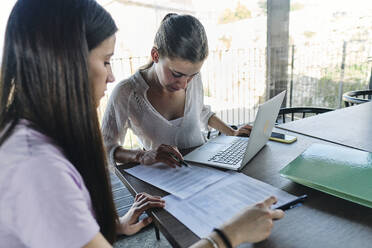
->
<box><xmin>164</xmin><ymin>172</ymin><xmax>296</xmax><ymax>237</ymax></box>
<box><xmin>125</xmin><ymin>163</ymin><xmax>229</xmax><ymax>199</ymax></box>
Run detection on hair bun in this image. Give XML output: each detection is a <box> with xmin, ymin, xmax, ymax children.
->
<box><xmin>162</xmin><ymin>13</ymin><xmax>178</xmax><ymax>22</ymax></box>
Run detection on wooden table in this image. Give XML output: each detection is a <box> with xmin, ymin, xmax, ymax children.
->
<box><xmin>115</xmin><ymin>126</ymin><xmax>372</xmax><ymax>248</ymax></box>
<box><xmin>277</xmin><ymin>102</ymin><xmax>372</xmax><ymax>152</ymax></box>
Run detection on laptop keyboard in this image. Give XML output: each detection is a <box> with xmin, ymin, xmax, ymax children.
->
<box><xmin>208</xmin><ymin>138</ymin><xmax>248</xmax><ymax>166</ymax></box>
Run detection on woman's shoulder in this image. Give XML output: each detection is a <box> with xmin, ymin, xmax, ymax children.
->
<box><xmin>188</xmin><ymin>73</ymin><xmax>204</xmax><ymax>94</ymax></box>
<box><xmin>0</xmin><ymin>127</ymin><xmax>99</xmax><ymax>247</ymax></box>
<box><xmin>17</xmin><ymin>153</ymin><xmax>82</xmax><ymax>189</ymax></box>
<box><xmin>111</xmin><ymin>75</ymin><xmax>135</xmax><ymax>95</ymax></box>
<box><xmin>1</xmin><ymin>128</ymin><xmax>88</xmax><ymax>205</ymax></box>
<box><xmin>0</xmin><ymin>122</ymin><xmax>82</xmax><ymax>182</ymax></box>
<box><xmin>110</xmin><ymin>71</ymin><xmax>146</xmax><ymax>100</ymax></box>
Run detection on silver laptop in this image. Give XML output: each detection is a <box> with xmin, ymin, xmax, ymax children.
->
<box><xmin>184</xmin><ymin>91</ymin><xmax>286</xmax><ymax>171</ymax></box>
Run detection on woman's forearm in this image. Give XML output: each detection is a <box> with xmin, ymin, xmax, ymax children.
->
<box><xmin>190</xmin><ymin>231</ymin><xmax>231</xmax><ymax>248</ymax></box>
<box><xmin>114</xmin><ymin>146</ymin><xmax>145</xmax><ymax>164</ymax></box>
<box><xmin>207</xmin><ymin>115</ymin><xmax>236</xmax><ymax>136</ymax></box>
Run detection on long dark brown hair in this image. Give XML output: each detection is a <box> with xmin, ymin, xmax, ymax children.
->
<box><xmin>0</xmin><ymin>0</ymin><xmax>118</xmax><ymax>243</ymax></box>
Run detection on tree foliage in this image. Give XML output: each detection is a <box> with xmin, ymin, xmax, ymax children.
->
<box><xmin>218</xmin><ymin>2</ymin><xmax>252</xmax><ymax>24</ymax></box>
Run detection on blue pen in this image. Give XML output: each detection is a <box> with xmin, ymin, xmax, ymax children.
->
<box><xmin>275</xmin><ymin>194</ymin><xmax>308</xmax><ymax>211</ymax></box>
<box><xmin>169</xmin><ymin>153</ymin><xmax>191</xmax><ymax>168</ymax></box>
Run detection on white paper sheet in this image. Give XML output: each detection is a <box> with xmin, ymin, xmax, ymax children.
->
<box><xmin>164</xmin><ymin>172</ymin><xmax>297</xmax><ymax>238</ymax></box>
<box><xmin>125</xmin><ymin>163</ymin><xmax>229</xmax><ymax>199</ymax></box>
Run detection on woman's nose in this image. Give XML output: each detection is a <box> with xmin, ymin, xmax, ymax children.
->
<box><xmin>178</xmin><ymin>76</ymin><xmax>190</xmax><ymax>89</ymax></box>
<box><xmin>106</xmin><ymin>67</ymin><xmax>115</xmax><ymax>83</ymax></box>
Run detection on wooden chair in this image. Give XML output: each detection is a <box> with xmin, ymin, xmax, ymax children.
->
<box><xmin>342</xmin><ymin>90</ymin><xmax>372</xmax><ymax>107</ymax></box>
<box><xmin>277</xmin><ymin>107</ymin><xmax>334</xmax><ymax>123</ymax></box>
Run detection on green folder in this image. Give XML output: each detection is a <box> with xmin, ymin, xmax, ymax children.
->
<box><xmin>279</xmin><ymin>143</ymin><xmax>372</xmax><ymax>208</ymax></box>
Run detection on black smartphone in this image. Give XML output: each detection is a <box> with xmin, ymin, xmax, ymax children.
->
<box><xmin>270</xmin><ymin>131</ymin><xmax>297</xmax><ymax>144</ymax></box>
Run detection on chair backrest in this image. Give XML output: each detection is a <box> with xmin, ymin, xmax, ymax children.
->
<box><xmin>277</xmin><ymin>107</ymin><xmax>334</xmax><ymax>123</ymax></box>
<box><xmin>342</xmin><ymin>90</ymin><xmax>372</xmax><ymax>107</ymax></box>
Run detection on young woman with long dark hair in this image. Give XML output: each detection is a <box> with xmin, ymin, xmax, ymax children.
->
<box><xmin>102</xmin><ymin>13</ymin><xmax>253</xmax><ymax>168</ymax></box>
<box><xmin>0</xmin><ymin>1</ymin><xmax>283</xmax><ymax>247</ymax></box>
<box><xmin>0</xmin><ymin>0</ymin><xmax>164</xmax><ymax>246</ymax></box>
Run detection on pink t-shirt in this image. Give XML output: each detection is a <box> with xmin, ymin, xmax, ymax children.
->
<box><xmin>0</xmin><ymin>120</ymin><xmax>99</xmax><ymax>248</ymax></box>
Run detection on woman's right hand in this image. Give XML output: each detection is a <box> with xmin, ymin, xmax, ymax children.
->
<box><xmin>137</xmin><ymin>144</ymin><xmax>183</xmax><ymax>168</ymax></box>
<box><xmin>220</xmin><ymin>196</ymin><xmax>284</xmax><ymax>246</ymax></box>
<box><xmin>117</xmin><ymin>192</ymin><xmax>165</xmax><ymax>236</ymax></box>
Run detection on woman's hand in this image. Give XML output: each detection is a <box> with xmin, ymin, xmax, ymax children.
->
<box><xmin>232</xmin><ymin>124</ymin><xmax>252</xmax><ymax>137</ymax></box>
<box><xmin>117</xmin><ymin>193</ymin><xmax>165</xmax><ymax>236</ymax></box>
<box><xmin>220</xmin><ymin>196</ymin><xmax>284</xmax><ymax>246</ymax></box>
<box><xmin>138</xmin><ymin>144</ymin><xmax>184</xmax><ymax>168</ymax></box>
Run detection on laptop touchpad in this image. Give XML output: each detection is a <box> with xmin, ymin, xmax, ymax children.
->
<box><xmin>197</xmin><ymin>143</ymin><xmax>227</xmax><ymax>153</ymax></box>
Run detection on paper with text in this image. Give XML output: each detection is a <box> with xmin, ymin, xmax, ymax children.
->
<box><xmin>125</xmin><ymin>163</ymin><xmax>229</xmax><ymax>199</ymax></box>
<box><xmin>164</xmin><ymin>172</ymin><xmax>296</xmax><ymax>237</ymax></box>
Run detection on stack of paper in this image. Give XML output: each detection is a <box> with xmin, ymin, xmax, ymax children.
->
<box><xmin>125</xmin><ymin>163</ymin><xmax>228</xmax><ymax>199</ymax></box>
<box><xmin>126</xmin><ymin>163</ymin><xmax>297</xmax><ymax>238</ymax></box>
<box><xmin>164</xmin><ymin>172</ymin><xmax>296</xmax><ymax>237</ymax></box>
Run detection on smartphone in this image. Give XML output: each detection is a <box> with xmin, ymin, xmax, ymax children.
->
<box><xmin>269</xmin><ymin>131</ymin><xmax>297</xmax><ymax>144</ymax></box>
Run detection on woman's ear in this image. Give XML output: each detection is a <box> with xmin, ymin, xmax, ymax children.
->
<box><xmin>151</xmin><ymin>47</ymin><xmax>159</xmax><ymax>63</ymax></box>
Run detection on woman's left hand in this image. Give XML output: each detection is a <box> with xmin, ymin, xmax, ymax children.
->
<box><xmin>117</xmin><ymin>192</ymin><xmax>165</xmax><ymax>235</ymax></box>
<box><xmin>233</xmin><ymin>124</ymin><xmax>253</xmax><ymax>137</ymax></box>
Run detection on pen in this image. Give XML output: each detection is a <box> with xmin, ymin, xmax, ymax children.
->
<box><xmin>275</xmin><ymin>194</ymin><xmax>308</xmax><ymax>211</ymax></box>
<box><xmin>169</xmin><ymin>153</ymin><xmax>191</xmax><ymax>168</ymax></box>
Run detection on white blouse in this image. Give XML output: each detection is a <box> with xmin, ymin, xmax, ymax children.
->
<box><xmin>101</xmin><ymin>70</ymin><xmax>215</xmax><ymax>165</ymax></box>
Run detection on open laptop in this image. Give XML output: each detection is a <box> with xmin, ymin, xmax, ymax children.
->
<box><xmin>184</xmin><ymin>91</ymin><xmax>286</xmax><ymax>171</ymax></box>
